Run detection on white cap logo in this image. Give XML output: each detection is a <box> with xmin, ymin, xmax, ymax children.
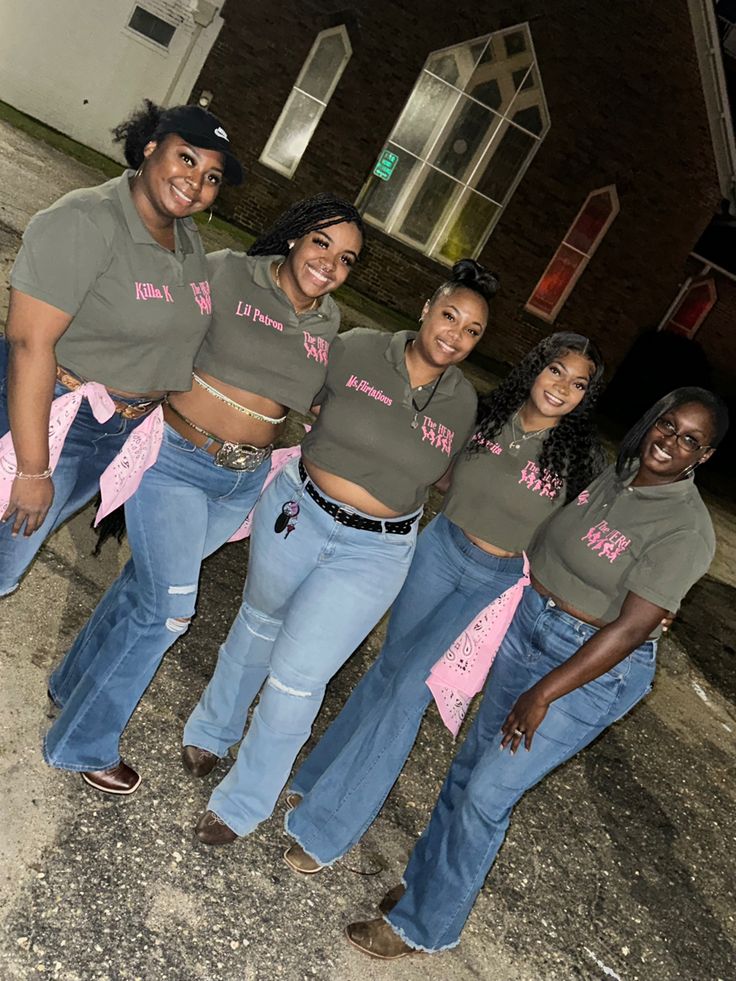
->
<box><xmin>214</xmin><ymin>126</ymin><xmax>229</xmax><ymax>141</ymax></box>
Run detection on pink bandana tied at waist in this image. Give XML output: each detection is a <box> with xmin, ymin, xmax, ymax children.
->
<box><xmin>0</xmin><ymin>383</ymin><xmax>164</xmax><ymax>524</ymax></box>
<box><xmin>426</xmin><ymin>553</ymin><xmax>530</xmax><ymax>737</ymax></box>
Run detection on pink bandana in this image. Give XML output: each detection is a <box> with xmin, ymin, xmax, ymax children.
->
<box><xmin>426</xmin><ymin>554</ymin><xmax>530</xmax><ymax>737</ymax></box>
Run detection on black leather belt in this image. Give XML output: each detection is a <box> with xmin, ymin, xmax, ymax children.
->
<box><xmin>298</xmin><ymin>461</ymin><xmax>420</xmax><ymax>535</ymax></box>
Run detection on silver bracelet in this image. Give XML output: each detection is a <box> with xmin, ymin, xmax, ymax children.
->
<box><xmin>15</xmin><ymin>468</ymin><xmax>52</xmax><ymax>480</ymax></box>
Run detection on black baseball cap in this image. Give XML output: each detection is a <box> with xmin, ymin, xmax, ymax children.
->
<box><xmin>156</xmin><ymin>105</ymin><xmax>244</xmax><ymax>185</ymax></box>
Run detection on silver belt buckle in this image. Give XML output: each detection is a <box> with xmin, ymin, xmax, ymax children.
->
<box><xmin>214</xmin><ymin>441</ymin><xmax>270</xmax><ymax>471</ymax></box>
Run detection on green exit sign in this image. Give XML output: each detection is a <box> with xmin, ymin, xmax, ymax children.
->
<box><xmin>373</xmin><ymin>149</ymin><xmax>399</xmax><ymax>181</ymax></box>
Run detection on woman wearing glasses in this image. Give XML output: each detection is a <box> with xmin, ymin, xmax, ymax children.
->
<box><xmin>343</xmin><ymin>386</ymin><xmax>727</xmax><ymax>959</ymax></box>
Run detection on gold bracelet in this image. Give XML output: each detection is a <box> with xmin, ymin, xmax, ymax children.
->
<box><xmin>15</xmin><ymin>468</ymin><xmax>53</xmax><ymax>480</ymax></box>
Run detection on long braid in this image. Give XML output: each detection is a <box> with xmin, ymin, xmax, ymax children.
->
<box><xmin>470</xmin><ymin>333</ymin><xmax>606</xmax><ymax>502</ymax></box>
<box><xmin>249</xmin><ymin>193</ymin><xmax>364</xmax><ymax>257</ymax></box>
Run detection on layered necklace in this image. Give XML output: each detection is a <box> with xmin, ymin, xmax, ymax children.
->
<box><xmin>508</xmin><ymin>408</ymin><xmax>549</xmax><ymax>453</ymax></box>
<box><xmin>407</xmin><ymin>339</ymin><xmax>444</xmax><ymax>429</ymax></box>
<box><xmin>275</xmin><ymin>261</ymin><xmax>318</xmax><ymax>314</ymax></box>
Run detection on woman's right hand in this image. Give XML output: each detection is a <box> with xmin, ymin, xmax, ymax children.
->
<box><xmin>1</xmin><ymin>475</ymin><xmax>55</xmax><ymax>537</ymax></box>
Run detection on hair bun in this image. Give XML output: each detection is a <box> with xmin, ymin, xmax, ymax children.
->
<box><xmin>450</xmin><ymin>258</ymin><xmax>500</xmax><ymax>302</ymax></box>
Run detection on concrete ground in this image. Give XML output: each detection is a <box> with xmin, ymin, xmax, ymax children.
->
<box><xmin>1</xmin><ymin>120</ymin><xmax>735</xmax><ymax>981</ymax></box>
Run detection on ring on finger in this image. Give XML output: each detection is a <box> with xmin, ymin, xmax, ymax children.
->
<box><xmin>513</xmin><ymin>728</ymin><xmax>524</xmax><ymax>737</ymax></box>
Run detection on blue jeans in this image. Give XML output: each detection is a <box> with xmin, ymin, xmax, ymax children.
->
<box><xmin>43</xmin><ymin>423</ymin><xmax>269</xmax><ymax>771</ymax></box>
<box><xmin>0</xmin><ymin>349</ymin><xmax>150</xmax><ymax>596</ymax></box>
<box><xmin>286</xmin><ymin>513</ymin><xmax>526</xmax><ymax>864</ymax></box>
<box><xmin>383</xmin><ymin>586</ymin><xmax>657</xmax><ymax>952</ymax></box>
<box><xmin>183</xmin><ymin>456</ymin><xmax>419</xmax><ymax>837</ymax></box>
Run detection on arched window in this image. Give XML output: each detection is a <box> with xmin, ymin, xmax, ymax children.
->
<box><xmin>660</xmin><ymin>277</ymin><xmax>717</xmax><ymax>339</ymax></box>
<box><xmin>357</xmin><ymin>25</ymin><xmax>549</xmax><ymax>264</ymax></box>
<box><xmin>525</xmin><ymin>185</ymin><xmax>620</xmax><ymax>322</ymax></box>
<box><xmin>260</xmin><ymin>26</ymin><xmax>352</xmax><ymax>178</ymax></box>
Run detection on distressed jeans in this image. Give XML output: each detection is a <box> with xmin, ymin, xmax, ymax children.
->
<box><xmin>384</xmin><ymin>586</ymin><xmax>657</xmax><ymax>952</ymax></box>
<box><xmin>43</xmin><ymin>423</ymin><xmax>269</xmax><ymax>771</ymax></box>
<box><xmin>0</xmin><ymin>343</ymin><xmax>151</xmax><ymax>596</ymax></box>
<box><xmin>286</xmin><ymin>513</ymin><xmax>526</xmax><ymax>864</ymax></box>
<box><xmin>183</xmin><ymin>456</ymin><xmax>419</xmax><ymax>837</ymax></box>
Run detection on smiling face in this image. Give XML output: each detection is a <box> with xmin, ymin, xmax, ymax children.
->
<box><xmin>278</xmin><ymin>220</ymin><xmax>363</xmax><ymax>311</ymax></box>
<box><xmin>413</xmin><ymin>286</ymin><xmax>488</xmax><ymax>371</ymax></box>
<box><xmin>527</xmin><ymin>350</ymin><xmax>595</xmax><ymax>424</ymax></box>
<box><xmin>637</xmin><ymin>401</ymin><xmax>716</xmax><ymax>484</ymax></box>
<box><xmin>138</xmin><ymin>134</ymin><xmax>224</xmax><ymax>220</ymax></box>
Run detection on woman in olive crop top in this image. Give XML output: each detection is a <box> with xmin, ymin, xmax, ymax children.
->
<box><xmin>0</xmin><ymin>100</ymin><xmax>241</xmax><ymax>595</ymax></box>
<box><xmin>282</xmin><ymin>332</ymin><xmax>606</xmax><ymax>875</ymax></box>
<box><xmin>342</xmin><ymin>387</ymin><xmax>727</xmax><ymax>959</ymax></box>
<box><xmin>181</xmin><ymin>260</ymin><xmax>496</xmax><ymax>845</ymax></box>
<box><xmin>43</xmin><ymin>194</ymin><xmax>364</xmax><ymax>796</ymax></box>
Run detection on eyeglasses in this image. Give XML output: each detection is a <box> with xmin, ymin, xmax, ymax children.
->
<box><xmin>653</xmin><ymin>417</ymin><xmax>709</xmax><ymax>454</ymax></box>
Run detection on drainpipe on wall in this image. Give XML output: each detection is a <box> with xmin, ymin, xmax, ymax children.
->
<box><xmin>162</xmin><ymin>0</ymin><xmax>220</xmax><ymax>107</ymax></box>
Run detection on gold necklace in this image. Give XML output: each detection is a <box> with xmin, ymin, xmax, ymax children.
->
<box><xmin>508</xmin><ymin>409</ymin><xmax>549</xmax><ymax>452</ymax></box>
<box><xmin>275</xmin><ymin>261</ymin><xmax>318</xmax><ymax>314</ymax></box>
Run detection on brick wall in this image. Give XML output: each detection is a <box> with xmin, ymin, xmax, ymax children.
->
<box><xmin>195</xmin><ymin>0</ymin><xmax>723</xmax><ymax>379</ymax></box>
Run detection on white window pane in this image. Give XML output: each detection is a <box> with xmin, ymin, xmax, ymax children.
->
<box><xmin>431</xmin><ymin>96</ymin><xmax>503</xmax><ymax>181</ymax></box>
<box><xmin>261</xmin><ymin>91</ymin><xmax>321</xmax><ymax>175</ymax></box>
<box><xmin>298</xmin><ymin>31</ymin><xmax>349</xmax><ymax>102</ymax></box>
<box><xmin>392</xmin><ymin>72</ymin><xmax>458</xmax><ymax>156</ymax></box>
<box><xmin>436</xmin><ymin>190</ymin><xmax>500</xmax><ymax>263</ymax></box>
<box><xmin>399</xmin><ymin>166</ymin><xmax>462</xmax><ymax>246</ymax></box>
<box><xmin>475</xmin><ymin>122</ymin><xmax>535</xmax><ymax>202</ymax></box>
<box><xmin>468</xmin><ymin>36</ymin><xmax>532</xmax><ymax>114</ymax></box>
<box><xmin>361</xmin><ymin>145</ymin><xmax>422</xmax><ymax>225</ymax></box>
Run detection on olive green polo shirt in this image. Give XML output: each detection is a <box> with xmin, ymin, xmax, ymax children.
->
<box><xmin>10</xmin><ymin>172</ymin><xmax>211</xmax><ymax>392</ymax></box>
<box><xmin>529</xmin><ymin>463</ymin><xmax>715</xmax><ymax>636</ymax></box>
<box><xmin>302</xmin><ymin>328</ymin><xmax>478</xmax><ymax>513</ymax></box>
<box><xmin>195</xmin><ymin>251</ymin><xmax>341</xmax><ymax>414</ymax></box>
<box><xmin>443</xmin><ymin>417</ymin><xmax>566</xmax><ymax>553</ymax></box>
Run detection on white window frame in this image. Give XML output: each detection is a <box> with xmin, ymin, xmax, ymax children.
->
<box><xmin>124</xmin><ymin>4</ymin><xmax>177</xmax><ymax>52</ymax></box>
<box><xmin>525</xmin><ymin>185</ymin><xmax>620</xmax><ymax>323</ymax></box>
<box><xmin>260</xmin><ymin>25</ymin><xmax>352</xmax><ymax>178</ymax></box>
<box><xmin>357</xmin><ymin>25</ymin><xmax>550</xmax><ymax>265</ymax></box>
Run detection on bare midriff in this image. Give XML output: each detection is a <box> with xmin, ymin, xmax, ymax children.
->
<box><xmin>166</xmin><ymin>369</ymin><xmax>287</xmax><ymax>449</ymax></box>
<box><xmin>530</xmin><ymin>571</ymin><xmax>606</xmax><ymax>628</ymax></box>
<box><xmin>462</xmin><ymin>529</ymin><xmax>519</xmax><ymax>558</ymax></box>
<box><xmin>302</xmin><ymin>458</ymin><xmax>405</xmax><ymax>519</ymax></box>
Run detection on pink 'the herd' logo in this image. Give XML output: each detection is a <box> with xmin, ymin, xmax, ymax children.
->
<box><xmin>420</xmin><ymin>416</ymin><xmax>454</xmax><ymax>456</ymax></box>
<box><xmin>190</xmin><ymin>280</ymin><xmax>211</xmax><ymax>315</ymax></box>
<box><xmin>581</xmin><ymin>520</ymin><xmax>631</xmax><ymax>562</ymax></box>
<box><xmin>304</xmin><ymin>331</ymin><xmax>329</xmax><ymax>364</ymax></box>
<box><xmin>519</xmin><ymin>460</ymin><xmax>563</xmax><ymax>499</ymax></box>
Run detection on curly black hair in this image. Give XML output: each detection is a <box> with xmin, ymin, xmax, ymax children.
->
<box><xmin>616</xmin><ymin>386</ymin><xmax>729</xmax><ymax>478</ymax></box>
<box><xmin>429</xmin><ymin>258</ymin><xmax>500</xmax><ymax>309</ymax></box>
<box><xmin>111</xmin><ymin>99</ymin><xmax>164</xmax><ymax>169</ymax></box>
<box><xmin>470</xmin><ymin>332</ymin><xmax>606</xmax><ymax>502</ymax></box>
<box><xmin>248</xmin><ymin>192</ymin><xmax>365</xmax><ymax>258</ymax></box>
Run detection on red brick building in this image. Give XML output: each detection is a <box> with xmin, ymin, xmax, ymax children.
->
<box><xmin>192</xmin><ymin>0</ymin><xmax>734</xmax><ymax>387</ymax></box>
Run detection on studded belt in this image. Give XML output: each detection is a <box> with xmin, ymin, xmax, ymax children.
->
<box><xmin>298</xmin><ymin>460</ymin><xmax>420</xmax><ymax>535</ymax></box>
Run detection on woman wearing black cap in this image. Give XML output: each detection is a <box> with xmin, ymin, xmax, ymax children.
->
<box><xmin>42</xmin><ymin>193</ymin><xmax>365</xmax><ymax>795</ymax></box>
<box><xmin>0</xmin><ymin>99</ymin><xmax>242</xmax><ymax>594</ymax></box>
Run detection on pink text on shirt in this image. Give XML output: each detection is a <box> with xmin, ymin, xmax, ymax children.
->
<box><xmin>581</xmin><ymin>520</ymin><xmax>631</xmax><ymax>562</ymax></box>
<box><xmin>519</xmin><ymin>460</ymin><xmax>563</xmax><ymax>499</ymax></box>
<box><xmin>190</xmin><ymin>280</ymin><xmax>212</xmax><ymax>315</ymax></box>
<box><xmin>345</xmin><ymin>374</ymin><xmax>392</xmax><ymax>405</ymax></box>
<box><xmin>304</xmin><ymin>331</ymin><xmax>329</xmax><ymax>365</ymax></box>
<box><xmin>235</xmin><ymin>302</ymin><xmax>284</xmax><ymax>331</ymax></box>
<box><xmin>421</xmin><ymin>416</ymin><xmax>454</xmax><ymax>456</ymax></box>
<box><xmin>135</xmin><ymin>282</ymin><xmax>173</xmax><ymax>302</ymax></box>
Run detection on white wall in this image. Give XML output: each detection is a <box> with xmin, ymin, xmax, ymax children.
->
<box><xmin>0</xmin><ymin>0</ymin><xmax>224</xmax><ymax>161</ymax></box>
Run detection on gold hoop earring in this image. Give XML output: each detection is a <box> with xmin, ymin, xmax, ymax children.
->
<box><xmin>207</xmin><ymin>209</ymin><xmax>213</xmax><ymax>224</ymax></box>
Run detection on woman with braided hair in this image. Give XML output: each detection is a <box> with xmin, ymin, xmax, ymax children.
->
<box><xmin>281</xmin><ymin>333</ymin><xmax>607</xmax><ymax>874</ymax></box>
<box><xmin>43</xmin><ymin>193</ymin><xmax>364</xmax><ymax>795</ymax></box>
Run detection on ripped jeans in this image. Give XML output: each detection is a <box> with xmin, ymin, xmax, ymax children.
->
<box><xmin>183</xmin><ymin>456</ymin><xmax>418</xmax><ymax>837</ymax></box>
<box><xmin>44</xmin><ymin>424</ymin><xmax>269</xmax><ymax>772</ymax></box>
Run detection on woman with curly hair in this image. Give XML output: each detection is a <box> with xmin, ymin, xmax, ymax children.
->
<box><xmin>43</xmin><ymin>193</ymin><xmax>364</xmax><ymax>795</ymax></box>
<box><xmin>282</xmin><ymin>332</ymin><xmax>606</xmax><ymax>873</ymax></box>
<box><xmin>182</xmin><ymin>259</ymin><xmax>495</xmax><ymax>843</ymax></box>
<box><xmin>344</xmin><ymin>387</ymin><xmax>726</xmax><ymax>958</ymax></box>
<box><xmin>0</xmin><ymin>100</ymin><xmax>241</xmax><ymax>595</ymax></box>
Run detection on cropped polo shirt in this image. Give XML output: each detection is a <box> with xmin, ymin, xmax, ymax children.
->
<box><xmin>442</xmin><ymin>418</ymin><xmax>566</xmax><ymax>553</ymax></box>
<box><xmin>529</xmin><ymin>463</ymin><xmax>715</xmax><ymax>637</ymax></box>
<box><xmin>10</xmin><ymin>172</ymin><xmax>211</xmax><ymax>392</ymax></box>
<box><xmin>301</xmin><ymin>328</ymin><xmax>478</xmax><ymax>513</ymax></box>
<box><xmin>195</xmin><ymin>251</ymin><xmax>341</xmax><ymax>414</ymax></box>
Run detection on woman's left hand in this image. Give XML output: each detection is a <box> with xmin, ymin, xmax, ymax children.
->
<box><xmin>501</xmin><ymin>689</ymin><xmax>549</xmax><ymax>753</ymax></box>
